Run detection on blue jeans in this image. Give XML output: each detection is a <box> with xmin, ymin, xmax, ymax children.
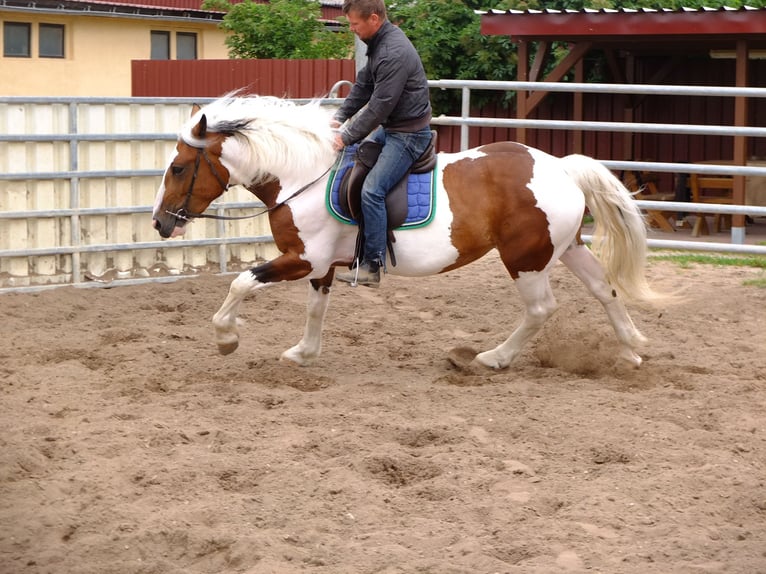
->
<box><xmin>360</xmin><ymin>126</ymin><xmax>433</xmax><ymax>266</ymax></box>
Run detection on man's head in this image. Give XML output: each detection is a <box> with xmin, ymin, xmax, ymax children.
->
<box><xmin>342</xmin><ymin>0</ymin><xmax>386</xmax><ymax>41</ymax></box>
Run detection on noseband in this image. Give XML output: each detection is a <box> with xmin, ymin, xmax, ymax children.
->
<box><xmin>165</xmin><ymin>145</ymin><xmax>230</xmax><ymax>222</ymax></box>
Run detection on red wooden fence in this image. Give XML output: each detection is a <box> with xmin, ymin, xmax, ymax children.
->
<box><xmin>131</xmin><ymin>59</ymin><xmax>356</xmax><ymax>99</ymax></box>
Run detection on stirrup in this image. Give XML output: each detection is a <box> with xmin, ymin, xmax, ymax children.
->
<box><xmin>337</xmin><ymin>259</ymin><xmax>380</xmax><ymax>288</ymax></box>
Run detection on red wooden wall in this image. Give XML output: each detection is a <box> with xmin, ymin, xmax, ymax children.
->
<box><xmin>131</xmin><ymin>59</ymin><xmax>356</xmax><ymax>99</ymax></box>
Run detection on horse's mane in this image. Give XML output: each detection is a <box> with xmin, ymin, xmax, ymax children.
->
<box><xmin>181</xmin><ymin>95</ymin><xmax>337</xmax><ymax>184</ymax></box>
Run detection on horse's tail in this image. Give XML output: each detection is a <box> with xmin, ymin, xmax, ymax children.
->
<box><xmin>561</xmin><ymin>154</ymin><xmax>664</xmax><ymax>305</ymax></box>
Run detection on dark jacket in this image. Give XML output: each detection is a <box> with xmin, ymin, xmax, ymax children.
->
<box><xmin>335</xmin><ymin>20</ymin><xmax>432</xmax><ymax>145</ymax></box>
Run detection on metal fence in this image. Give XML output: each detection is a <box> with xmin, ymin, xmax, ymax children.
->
<box><xmin>0</xmin><ymin>96</ymin><xmax>342</xmax><ymax>293</ymax></box>
<box><xmin>427</xmin><ymin>79</ymin><xmax>766</xmax><ymax>255</ymax></box>
<box><xmin>1</xmin><ymin>81</ymin><xmax>765</xmax><ymax>294</ymax></box>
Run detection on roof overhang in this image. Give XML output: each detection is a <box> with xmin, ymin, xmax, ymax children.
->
<box><xmin>0</xmin><ymin>0</ymin><xmax>343</xmax><ymax>23</ymax></box>
<box><xmin>0</xmin><ymin>0</ymin><xmax>224</xmax><ymax>21</ymax></box>
<box><xmin>480</xmin><ymin>7</ymin><xmax>766</xmax><ymax>52</ymax></box>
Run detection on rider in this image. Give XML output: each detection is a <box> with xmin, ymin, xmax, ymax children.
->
<box><xmin>332</xmin><ymin>0</ymin><xmax>432</xmax><ymax>287</ymax></box>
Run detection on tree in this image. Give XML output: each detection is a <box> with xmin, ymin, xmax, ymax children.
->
<box><xmin>201</xmin><ymin>0</ymin><xmax>353</xmax><ymax>59</ymax></box>
<box><xmin>392</xmin><ymin>0</ymin><xmax>766</xmax><ymax>114</ymax></box>
<box><xmin>390</xmin><ymin>0</ymin><xmax>516</xmax><ymax>113</ymax></box>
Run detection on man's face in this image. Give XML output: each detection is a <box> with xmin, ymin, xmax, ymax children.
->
<box><xmin>345</xmin><ymin>9</ymin><xmax>381</xmax><ymax>41</ymax></box>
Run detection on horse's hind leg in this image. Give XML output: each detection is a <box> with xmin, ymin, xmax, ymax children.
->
<box><xmin>559</xmin><ymin>243</ymin><xmax>647</xmax><ymax>367</ymax></box>
<box><xmin>475</xmin><ymin>271</ymin><xmax>557</xmax><ymax>370</ymax></box>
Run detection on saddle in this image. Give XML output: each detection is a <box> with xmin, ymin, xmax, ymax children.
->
<box><xmin>337</xmin><ymin>131</ymin><xmax>437</xmax><ymax>231</ymax></box>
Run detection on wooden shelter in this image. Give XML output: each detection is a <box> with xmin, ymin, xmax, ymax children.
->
<box><xmin>480</xmin><ymin>6</ymin><xmax>766</xmax><ymax>229</ymax></box>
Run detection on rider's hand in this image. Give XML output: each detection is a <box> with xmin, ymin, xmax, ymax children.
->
<box><xmin>332</xmin><ymin>132</ymin><xmax>345</xmax><ymax>151</ymax></box>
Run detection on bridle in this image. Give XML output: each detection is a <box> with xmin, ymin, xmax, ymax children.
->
<box><xmin>164</xmin><ymin>144</ymin><xmax>336</xmax><ymax>223</ymax></box>
<box><xmin>165</xmin><ymin>145</ymin><xmax>230</xmax><ymax>222</ymax></box>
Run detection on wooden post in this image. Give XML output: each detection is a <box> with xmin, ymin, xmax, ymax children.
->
<box><xmin>623</xmin><ymin>54</ymin><xmax>635</xmax><ymax>164</ymax></box>
<box><xmin>732</xmin><ymin>40</ymin><xmax>749</xmax><ymax>239</ymax></box>
<box><xmin>573</xmin><ymin>57</ymin><xmax>584</xmax><ymax>154</ymax></box>
<box><xmin>516</xmin><ymin>40</ymin><xmax>529</xmax><ymax>145</ymax></box>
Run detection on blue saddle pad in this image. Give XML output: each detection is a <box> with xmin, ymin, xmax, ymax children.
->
<box><xmin>326</xmin><ymin>144</ymin><xmax>437</xmax><ymax>229</ymax></box>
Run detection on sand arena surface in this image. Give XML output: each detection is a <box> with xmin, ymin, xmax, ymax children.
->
<box><xmin>1</xmin><ymin>252</ymin><xmax>765</xmax><ymax>573</ymax></box>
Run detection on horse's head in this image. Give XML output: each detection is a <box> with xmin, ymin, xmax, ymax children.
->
<box><xmin>152</xmin><ymin>105</ymin><xmax>231</xmax><ymax>238</ymax></box>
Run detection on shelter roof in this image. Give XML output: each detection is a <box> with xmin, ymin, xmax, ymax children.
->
<box><xmin>480</xmin><ymin>5</ymin><xmax>766</xmax><ymax>52</ymax></box>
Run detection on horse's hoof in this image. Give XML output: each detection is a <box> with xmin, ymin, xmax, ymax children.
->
<box><xmin>448</xmin><ymin>346</ymin><xmax>482</xmax><ymax>373</ymax></box>
<box><xmin>280</xmin><ymin>347</ymin><xmax>313</xmax><ymax>366</ymax></box>
<box><xmin>473</xmin><ymin>350</ymin><xmax>509</xmax><ymax>370</ymax></box>
<box><xmin>217</xmin><ymin>340</ymin><xmax>239</xmax><ymax>355</ymax></box>
<box><xmin>619</xmin><ymin>348</ymin><xmax>642</xmax><ymax>368</ymax></box>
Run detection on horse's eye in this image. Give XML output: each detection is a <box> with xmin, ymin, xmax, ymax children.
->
<box><xmin>171</xmin><ymin>165</ymin><xmax>185</xmax><ymax>177</ymax></box>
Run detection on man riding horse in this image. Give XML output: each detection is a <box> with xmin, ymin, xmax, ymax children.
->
<box><xmin>331</xmin><ymin>0</ymin><xmax>433</xmax><ymax>287</ymax></box>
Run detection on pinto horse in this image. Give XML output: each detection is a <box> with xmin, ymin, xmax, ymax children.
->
<box><xmin>152</xmin><ymin>95</ymin><xmax>661</xmax><ymax>369</ymax></box>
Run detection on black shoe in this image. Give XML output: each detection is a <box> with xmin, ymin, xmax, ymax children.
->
<box><xmin>336</xmin><ymin>261</ymin><xmax>381</xmax><ymax>287</ymax></box>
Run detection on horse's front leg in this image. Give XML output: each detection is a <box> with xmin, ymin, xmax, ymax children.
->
<box><xmin>280</xmin><ymin>270</ymin><xmax>335</xmax><ymax>366</ymax></box>
<box><xmin>212</xmin><ymin>255</ymin><xmax>313</xmax><ymax>356</ymax></box>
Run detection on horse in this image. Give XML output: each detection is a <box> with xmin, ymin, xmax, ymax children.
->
<box><xmin>152</xmin><ymin>94</ymin><xmax>662</xmax><ymax>370</ymax></box>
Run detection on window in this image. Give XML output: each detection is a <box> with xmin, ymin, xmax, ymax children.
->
<box><xmin>4</xmin><ymin>22</ymin><xmax>31</xmax><ymax>57</ymax></box>
<box><xmin>151</xmin><ymin>31</ymin><xmax>170</xmax><ymax>60</ymax></box>
<box><xmin>151</xmin><ymin>30</ymin><xmax>197</xmax><ymax>60</ymax></box>
<box><xmin>39</xmin><ymin>24</ymin><xmax>64</xmax><ymax>58</ymax></box>
<box><xmin>176</xmin><ymin>32</ymin><xmax>197</xmax><ymax>60</ymax></box>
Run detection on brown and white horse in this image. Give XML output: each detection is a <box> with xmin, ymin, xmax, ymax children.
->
<box><xmin>153</xmin><ymin>95</ymin><xmax>661</xmax><ymax>369</ymax></box>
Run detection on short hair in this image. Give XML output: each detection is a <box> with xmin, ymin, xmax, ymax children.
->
<box><xmin>342</xmin><ymin>0</ymin><xmax>386</xmax><ymax>19</ymax></box>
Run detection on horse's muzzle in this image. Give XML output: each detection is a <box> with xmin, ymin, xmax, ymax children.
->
<box><xmin>153</xmin><ymin>215</ymin><xmax>186</xmax><ymax>239</ymax></box>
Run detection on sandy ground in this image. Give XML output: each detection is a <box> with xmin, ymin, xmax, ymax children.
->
<box><xmin>1</xmin><ymin>251</ymin><xmax>765</xmax><ymax>574</ymax></box>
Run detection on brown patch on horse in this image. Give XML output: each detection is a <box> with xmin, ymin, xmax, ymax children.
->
<box><xmin>477</xmin><ymin>141</ymin><xmax>529</xmax><ymax>155</ymax></box>
<box><xmin>310</xmin><ymin>269</ymin><xmax>336</xmax><ymax>294</ymax></box>
<box><xmin>442</xmin><ymin>144</ymin><xmax>554</xmax><ymax>278</ymax></box>
<box><xmin>249</xmin><ymin>254</ymin><xmax>313</xmax><ymax>283</ymax></box>
<box><xmin>246</xmin><ymin>178</ymin><xmax>309</xmax><ymax>260</ymax></box>
<box><xmin>245</xmin><ymin>174</ymin><xmax>312</xmax><ymax>284</ymax></box>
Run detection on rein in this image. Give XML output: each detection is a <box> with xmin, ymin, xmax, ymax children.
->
<box><xmin>165</xmin><ymin>145</ymin><xmax>336</xmax><ymax>223</ymax></box>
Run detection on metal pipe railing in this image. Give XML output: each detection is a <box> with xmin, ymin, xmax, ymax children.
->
<box><xmin>1</xmin><ymin>84</ymin><xmax>765</xmax><ymax>293</ymax></box>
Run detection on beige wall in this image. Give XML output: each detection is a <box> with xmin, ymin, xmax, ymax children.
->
<box><xmin>0</xmin><ymin>13</ymin><xmax>229</xmax><ymax>96</ymax></box>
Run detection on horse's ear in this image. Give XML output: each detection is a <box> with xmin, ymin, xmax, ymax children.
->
<box><xmin>194</xmin><ymin>114</ymin><xmax>208</xmax><ymax>139</ymax></box>
<box><xmin>191</xmin><ymin>103</ymin><xmax>201</xmax><ymax>116</ymax></box>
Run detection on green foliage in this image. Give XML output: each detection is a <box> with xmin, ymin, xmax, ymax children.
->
<box><xmin>202</xmin><ymin>0</ymin><xmax>353</xmax><ymax>59</ymax></box>
<box><xmin>390</xmin><ymin>0</ymin><xmax>516</xmax><ymax>113</ymax></box>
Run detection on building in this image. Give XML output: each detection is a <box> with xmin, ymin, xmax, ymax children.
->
<box><xmin>0</xmin><ymin>0</ymin><xmax>345</xmax><ymax>96</ymax></box>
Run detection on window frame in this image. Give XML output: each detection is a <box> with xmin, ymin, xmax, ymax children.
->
<box><xmin>150</xmin><ymin>30</ymin><xmax>171</xmax><ymax>60</ymax></box>
<box><xmin>176</xmin><ymin>32</ymin><xmax>197</xmax><ymax>61</ymax></box>
<box><xmin>3</xmin><ymin>21</ymin><xmax>31</xmax><ymax>58</ymax></box>
<box><xmin>39</xmin><ymin>23</ymin><xmax>65</xmax><ymax>58</ymax></box>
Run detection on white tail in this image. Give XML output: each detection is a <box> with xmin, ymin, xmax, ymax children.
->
<box><xmin>562</xmin><ymin>154</ymin><xmax>663</xmax><ymax>304</ymax></box>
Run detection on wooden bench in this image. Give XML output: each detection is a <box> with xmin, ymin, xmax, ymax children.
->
<box><xmin>689</xmin><ymin>174</ymin><xmax>734</xmax><ymax>237</ymax></box>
